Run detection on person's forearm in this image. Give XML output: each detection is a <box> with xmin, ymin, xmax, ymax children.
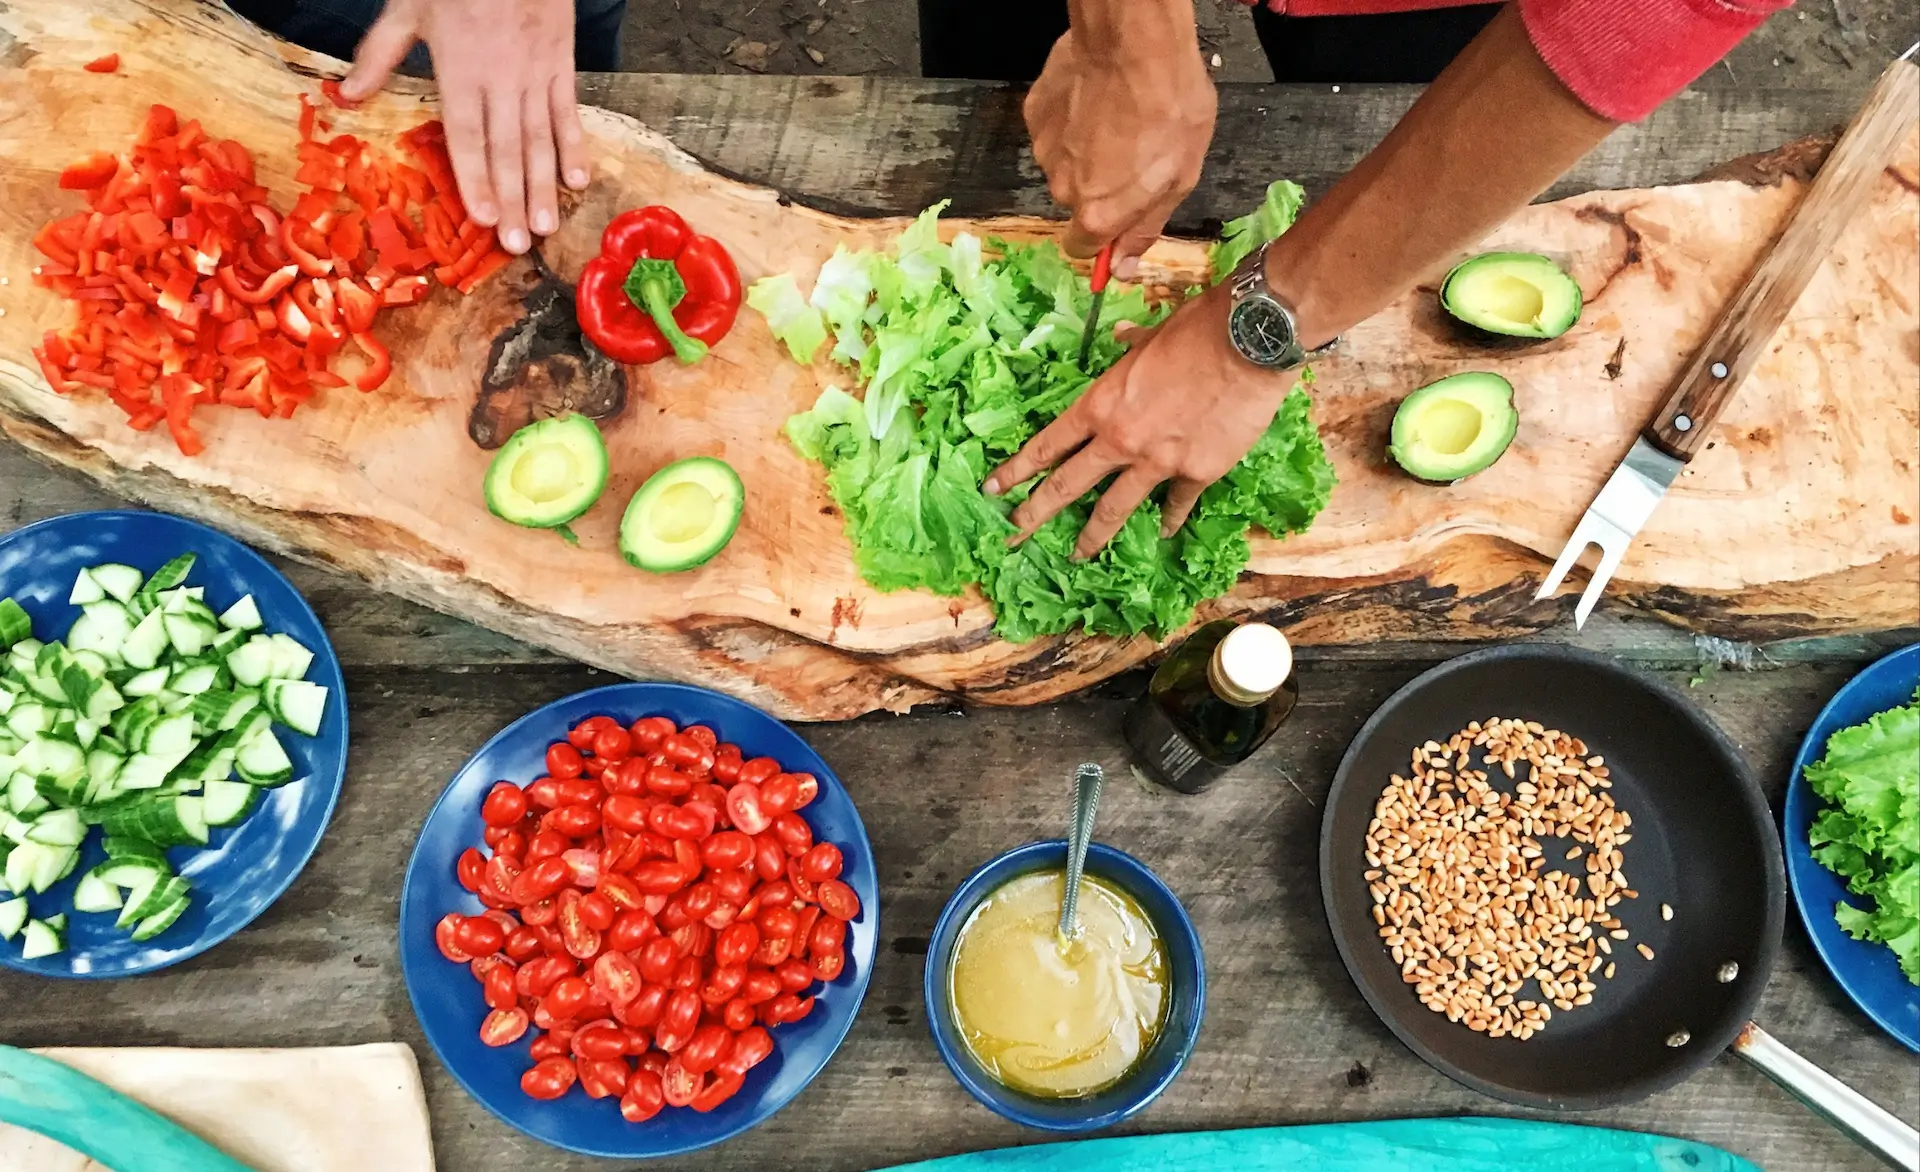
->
<box><xmin>1068</xmin><ymin>0</ymin><xmax>1197</xmax><ymax>63</ymax></box>
<box><xmin>1267</xmin><ymin>4</ymin><xmax>1616</xmax><ymax>349</ymax></box>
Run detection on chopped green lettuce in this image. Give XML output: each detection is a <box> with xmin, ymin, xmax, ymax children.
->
<box><xmin>1806</xmin><ymin>693</ymin><xmax>1920</xmax><ymax>984</ymax></box>
<box><xmin>745</xmin><ymin>274</ymin><xmax>828</xmax><ymax>365</ymax></box>
<box><xmin>765</xmin><ymin>194</ymin><xmax>1335</xmax><ymax>642</ymax></box>
<box><xmin>1209</xmin><ymin>180</ymin><xmax>1306</xmax><ymax>285</ymax></box>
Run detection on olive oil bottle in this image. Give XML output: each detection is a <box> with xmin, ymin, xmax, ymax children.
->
<box><xmin>1123</xmin><ymin>619</ymin><xmax>1297</xmax><ymax>794</ymax></box>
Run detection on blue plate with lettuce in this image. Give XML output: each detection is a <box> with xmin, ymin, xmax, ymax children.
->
<box><xmin>747</xmin><ymin>182</ymin><xmax>1335</xmax><ymax>645</ymax></box>
<box><xmin>1784</xmin><ymin>643</ymin><xmax>1919</xmax><ymax>1051</ymax></box>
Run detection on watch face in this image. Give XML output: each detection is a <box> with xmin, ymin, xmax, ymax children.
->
<box><xmin>1228</xmin><ymin>295</ymin><xmax>1298</xmax><ymax>368</ymax></box>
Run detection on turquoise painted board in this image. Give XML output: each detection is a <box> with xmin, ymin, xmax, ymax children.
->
<box><xmin>876</xmin><ymin>1119</ymin><xmax>1756</xmax><ymax>1172</ymax></box>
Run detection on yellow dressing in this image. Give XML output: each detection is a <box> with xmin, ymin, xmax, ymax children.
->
<box><xmin>949</xmin><ymin>871</ymin><xmax>1168</xmax><ymax>1098</ymax></box>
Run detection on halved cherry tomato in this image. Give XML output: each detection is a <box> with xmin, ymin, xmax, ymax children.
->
<box><xmin>453</xmin><ymin>914</ymin><xmax>507</xmax><ymax>957</ymax></box>
<box><xmin>568</xmin><ymin>716</ymin><xmax>609</xmax><ymax>751</ymax></box>
<box><xmin>715</xmin><ymin>922</ymin><xmax>759</xmax><ymax>968</ymax></box>
<box><xmin>546</xmin><ymin>802</ymin><xmax>602</xmax><ymax>838</ymax></box>
<box><xmin>456</xmin><ymin>847</ymin><xmax>487</xmax><ymax>893</ymax></box>
<box><xmin>679</xmin><ymin>1024</ymin><xmax>732</xmax><ymax>1075</ymax></box>
<box><xmin>739</xmin><ymin>757</ymin><xmax>781</xmax><ymax>786</ymax></box>
<box><xmin>660</xmin><ymin>1058</ymin><xmax>702</xmax><ymax>1107</ymax></box>
<box><xmin>592</xmin><ymin>725</ymin><xmax>634</xmax><ymax>760</ymax></box>
<box><xmin>571</xmin><ymin>1023</ymin><xmax>629</xmax><ymax>1062</ymax></box>
<box><xmin>510</xmin><ymin>856</ymin><xmax>571</xmax><ymax>904</ymax></box>
<box><xmin>800</xmin><ymin>842</ymin><xmax>844</xmax><ymax>883</ymax></box>
<box><xmin>701</xmin><ymin>963</ymin><xmax>746</xmax><ymax>1006</ymax></box>
<box><xmin>637</xmin><ymin>935</ymin><xmax>680</xmax><ymax>984</ymax></box>
<box><xmin>525</xmin><ymin>830</ymin><xmax>567</xmax><ymax>863</ymax></box>
<box><xmin>633</xmin><ymin>860</ymin><xmax>688</xmax><ymax>896</ymax></box>
<box><xmin>776</xmin><ymin>959</ymin><xmax>813</xmax><ymax>993</ymax></box>
<box><xmin>608</xmin><ymin>910</ymin><xmax>656</xmax><ymax>952</ymax></box>
<box><xmin>546</xmin><ymin>742</ymin><xmax>585</xmax><ymax>778</ymax></box>
<box><xmin>480</xmin><ymin>1007</ymin><xmax>529</xmax><ymax>1046</ymax></box>
<box><xmin>720</xmin><ymin>1025</ymin><xmax>774</xmax><ymax>1076</ymax></box>
<box><xmin>481</xmin><ymin>781</ymin><xmax>528</xmax><ymax>827</ymax></box>
<box><xmin>578</xmin><ymin>1056</ymin><xmax>630</xmax><ymax>1100</ymax></box>
<box><xmin>602</xmin><ymin>794</ymin><xmax>648</xmax><ymax>833</ymax></box>
<box><xmin>578</xmin><ymin>891</ymin><xmax>616</xmax><ymax>931</ymax></box>
<box><xmin>754</xmin><ymin>835</ymin><xmax>788</xmax><ymax>881</ymax></box>
<box><xmin>645</xmin><ymin>765</ymin><xmax>692</xmax><ymax>798</ymax></box>
<box><xmin>505</xmin><ymin>926</ymin><xmax>544</xmax><ymax>962</ymax></box>
<box><xmin>435</xmin><ymin>913</ymin><xmax>473</xmax><ymax>962</ymax></box>
<box><xmin>621</xmin><ymin>1068</ymin><xmax>666</xmax><ymax>1122</ymax></box>
<box><xmin>629</xmin><ymin>715</ymin><xmax>675</xmax><ymax>752</ymax></box>
<box><xmin>740</xmin><ymin>968</ymin><xmax>782</xmax><ymax>1005</ymax></box>
<box><xmin>811</xmin><ymin>949</ymin><xmax>845</xmax><ymax>982</ymax></box>
<box><xmin>772</xmin><ymin>812</ymin><xmax>813</xmax><ymax>857</ymax></box>
<box><xmin>557</xmin><ymin>892</ymin><xmax>602</xmax><ymax>959</ymax></box>
<box><xmin>712</xmin><ymin>745</ymin><xmax>744</xmax><ymax>783</ymax></box>
<box><xmin>591</xmin><ymin>949</ymin><xmax>643</xmax><ymax>1008</ymax></box>
<box><xmin>621</xmin><ymin>982</ymin><xmax>668</xmax><ymax>1029</ymax></box>
<box><xmin>543</xmin><ymin>975</ymin><xmax>591</xmax><ymax>1022</ymax></box>
<box><xmin>521</xmin><ymin>1056</ymin><xmax>577</xmax><ymax>1100</ymax></box>
<box><xmin>818</xmin><ymin>879</ymin><xmax>861</xmax><ymax>922</ymax></box>
<box><xmin>760</xmin><ymin>772</ymin><xmax>799</xmax><ymax>816</ymax></box>
<box><xmin>723</xmin><ymin>997</ymin><xmax>757</xmax><ymax>1031</ymax></box>
<box><xmin>789</xmin><ymin>772</ymin><xmax>820</xmax><ymax>809</ymax></box>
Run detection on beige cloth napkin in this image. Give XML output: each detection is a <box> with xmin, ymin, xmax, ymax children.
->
<box><xmin>0</xmin><ymin>1044</ymin><xmax>434</xmax><ymax>1172</ymax></box>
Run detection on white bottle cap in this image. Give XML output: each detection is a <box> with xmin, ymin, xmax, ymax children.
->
<box><xmin>1212</xmin><ymin>623</ymin><xmax>1293</xmax><ymax>703</ymax></box>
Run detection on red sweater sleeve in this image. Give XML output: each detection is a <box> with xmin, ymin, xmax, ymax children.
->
<box><xmin>1516</xmin><ymin>0</ymin><xmax>1792</xmax><ymax>121</ymax></box>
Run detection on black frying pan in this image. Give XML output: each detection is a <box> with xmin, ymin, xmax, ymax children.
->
<box><xmin>1320</xmin><ymin>646</ymin><xmax>1918</xmax><ymax>1168</ymax></box>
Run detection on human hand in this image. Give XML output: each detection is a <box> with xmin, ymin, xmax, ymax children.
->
<box><xmin>342</xmin><ymin>0</ymin><xmax>590</xmax><ymax>255</ymax></box>
<box><xmin>1024</xmin><ymin>19</ymin><xmax>1215</xmax><ymax>277</ymax></box>
<box><xmin>982</xmin><ymin>285</ymin><xmax>1292</xmax><ymax>559</ymax></box>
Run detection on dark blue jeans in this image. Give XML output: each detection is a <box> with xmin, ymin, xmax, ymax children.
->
<box><xmin>225</xmin><ymin>0</ymin><xmax>629</xmax><ymax>74</ymax></box>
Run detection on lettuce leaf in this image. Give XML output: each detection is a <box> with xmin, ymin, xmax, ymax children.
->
<box><xmin>765</xmin><ymin>194</ymin><xmax>1333</xmax><ymax>642</ymax></box>
<box><xmin>1208</xmin><ymin>180</ymin><xmax>1306</xmax><ymax>285</ymax></box>
<box><xmin>1806</xmin><ymin>699</ymin><xmax>1920</xmax><ymax>984</ymax></box>
<box><xmin>746</xmin><ymin>274</ymin><xmax>828</xmax><ymax>364</ymax></box>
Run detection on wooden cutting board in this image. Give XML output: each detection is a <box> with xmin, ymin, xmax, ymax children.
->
<box><xmin>0</xmin><ymin>1045</ymin><xmax>434</xmax><ymax>1170</ymax></box>
<box><xmin>0</xmin><ymin>0</ymin><xmax>1915</xmax><ymax>720</ymax></box>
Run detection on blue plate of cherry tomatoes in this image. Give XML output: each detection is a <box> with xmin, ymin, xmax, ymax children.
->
<box><xmin>399</xmin><ymin>683</ymin><xmax>878</xmax><ymax>1158</ymax></box>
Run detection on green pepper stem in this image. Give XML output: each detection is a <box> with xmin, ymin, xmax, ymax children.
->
<box><xmin>634</xmin><ymin>272</ymin><xmax>708</xmax><ymax>365</ymax></box>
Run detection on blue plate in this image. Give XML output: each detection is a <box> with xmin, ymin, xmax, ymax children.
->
<box><xmin>400</xmin><ymin>683</ymin><xmax>878</xmax><ymax>1158</ymax></box>
<box><xmin>0</xmin><ymin>509</ymin><xmax>348</xmax><ymax>978</ymax></box>
<box><xmin>1784</xmin><ymin>643</ymin><xmax>1919</xmax><ymax>1052</ymax></box>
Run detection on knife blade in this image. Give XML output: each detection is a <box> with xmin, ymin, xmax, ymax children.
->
<box><xmin>1075</xmin><ymin>244</ymin><xmax>1114</xmax><ymax>372</ymax></box>
<box><xmin>1535</xmin><ymin>52</ymin><xmax>1918</xmax><ymax>628</ymax></box>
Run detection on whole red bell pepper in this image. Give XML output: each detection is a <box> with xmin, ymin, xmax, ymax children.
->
<box><xmin>575</xmin><ymin>206</ymin><xmax>740</xmax><ymax>365</ymax></box>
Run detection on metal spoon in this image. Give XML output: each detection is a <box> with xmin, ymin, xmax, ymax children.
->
<box><xmin>1058</xmin><ymin>762</ymin><xmax>1106</xmax><ymax>943</ymax></box>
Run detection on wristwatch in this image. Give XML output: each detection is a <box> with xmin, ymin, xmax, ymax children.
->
<box><xmin>1225</xmin><ymin>241</ymin><xmax>1330</xmax><ymax>371</ymax></box>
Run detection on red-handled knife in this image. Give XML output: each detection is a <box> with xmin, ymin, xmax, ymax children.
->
<box><xmin>1075</xmin><ymin>244</ymin><xmax>1114</xmax><ymax>372</ymax></box>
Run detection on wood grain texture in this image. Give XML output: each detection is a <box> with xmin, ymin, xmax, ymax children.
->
<box><xmin>0</xmin><ymin>652</ymin><xmax>1910</xmax><ymax>1172</ymax></box>
<box><xmin>1647</xmin><ymin>61</ymin><xmax>1920</xmax><ymax>460</ymax></box>
<box><xmin>1</xmin><ymin>0</ymin><xmax>1916</xmax><ymax>722</ymax></box>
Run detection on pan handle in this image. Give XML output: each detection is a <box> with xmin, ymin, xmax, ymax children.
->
<box><xmin>1733</xmin><ymin>1022</ymin><xmax>1919</xmax><ymax>1171</ymax></box>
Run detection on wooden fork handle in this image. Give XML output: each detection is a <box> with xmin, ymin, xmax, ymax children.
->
<box><xmin>1644</xmin><ymin>58</ymin><xmax>1918</xmax><ymax>461</ymax></box>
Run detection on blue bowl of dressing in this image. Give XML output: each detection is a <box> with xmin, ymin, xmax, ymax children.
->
<box><xmin>924</xmin><ymin>840</ymin><xmax>1205</xmax><ymax>1131</ymax></box>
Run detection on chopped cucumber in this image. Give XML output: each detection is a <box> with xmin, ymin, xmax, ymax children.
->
<box><xmin>1</xmin><ymin>556</ymin><xmax>324</xmax><ymax>956</ymax></box>
<box><xmin>130</xmin><ymin>894</ymin><xmax>189</xmax><ymax>942</ymax></box>
<box><xmin>72</xmin><ymin>870</ymin><xmax>124</xmax><ymax>913</ymax></box>
<box><xmin>67</xmin><ymin>569</ymin><xmax>106</xmax><ymax>607</ymax></box>
<box><xmin>201</xmin><ymin>779</ymin><xmax>260</xmax><ymax>826</ymax></box>
<box><xmin>121</xmin><ymin>666</ymin><xmax>170</xmax><ymax>697</ymax></box>
<box><xmin>90</xmin><ymin>564</ymin><xmax>145</xmax><ymax>603</ymax></box>
<box><xmin>267</xmin><ymin>634</ymin><xmax>315</xmax><ymax>681</ymax></box>
<box><xmin>162</xmin><ymin>613</ymin><xmax>216</xmax><ymax>658</ymax></box>
<box><xmin>264</xmin><ymin>680</ymin><xmax>327</xmax><ymax>737</ymax></box>
<box><xmin>218</xmin><ymin>595</ymin><xmax>263</xmax><ymax>631</ymax></box>
<box><xmin>26</xmin><ymin>808</ymin><xmax>84</xmax><ymax>847</ymax></box>
<box><xmin>235</xmin><ymin>729</ymin><xmax>294</xmax><ymax>786</ymax></box>
<box><xmin>0</xmin><ymin>601</ymin><xmax>34</xmax><ymax>650</ymax></box>
<box><xmin>119</xmin><ymin>608</ymin><xmax>169</xmax><ymax>671</ymax></box>
<box><xmin>19</xmin><ymin>918</ymin><xmax>64</xmax><ymax>959</ymax></box>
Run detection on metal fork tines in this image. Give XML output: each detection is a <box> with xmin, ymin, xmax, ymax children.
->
<box><xmin>1535</xmin><ymin>437</ymin><xmax>1684</xmax><ymax>628</ymax></box>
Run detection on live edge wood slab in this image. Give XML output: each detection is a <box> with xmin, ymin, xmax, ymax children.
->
<box><xmin>0</xmin><ymin>0</ymin><xmax>1916</xmax><ymax>721</ymax></box>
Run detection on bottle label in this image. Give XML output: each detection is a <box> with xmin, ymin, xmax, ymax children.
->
<box><xmin>1124</xmin><ymin>698</ymin><xmax>1228</xmax><ymax>794</ymax></box>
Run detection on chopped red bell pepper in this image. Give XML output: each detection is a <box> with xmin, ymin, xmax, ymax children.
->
<box><xmin>83</xmin><ymin>53</ymin><xmax>120</xmax><ymax>73</ymax></box>
<box><xmin>349</xmin><ymin>332</ymin><xmax>391</xmax><ymax>391</ymax></box>
<box><xmin>320</xmin><ymin>79</ymin><xmax>359</xmax><ymax>110</ymax></box>
<box><xmin>59</xmin><ymin>153</ymin><xmax>119</xmax><ymax>191</ymax></box>
<box><xmin>575</xmin><ymin>207</ymin><xmax>741</xmax><ymax>365</ymax></box>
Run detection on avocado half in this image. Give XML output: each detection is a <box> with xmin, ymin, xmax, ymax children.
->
<box><xmin>1439</xmin><ymin>252</ymin><xmax>1581</xmax><ymax>341</ymax></box>
<box><xmin>620</xmin><ymin>456</ymin><xmax>745</xmax><ymax>574</ymax></box>
<box><xmin>1389</xmin><ymin>372</ymin><xmax>1518</xmax><ymax>485</ymax></box>
<box><xmin>484</xmin><ymin>414</ymin><xmax>610</xmax><ymax>528</ymax></box>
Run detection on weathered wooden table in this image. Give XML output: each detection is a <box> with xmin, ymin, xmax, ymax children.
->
<box><xmin>2</xmin><ymin>76</ymin><xmax>1916</xmax><ymax>1172</ymax></box>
